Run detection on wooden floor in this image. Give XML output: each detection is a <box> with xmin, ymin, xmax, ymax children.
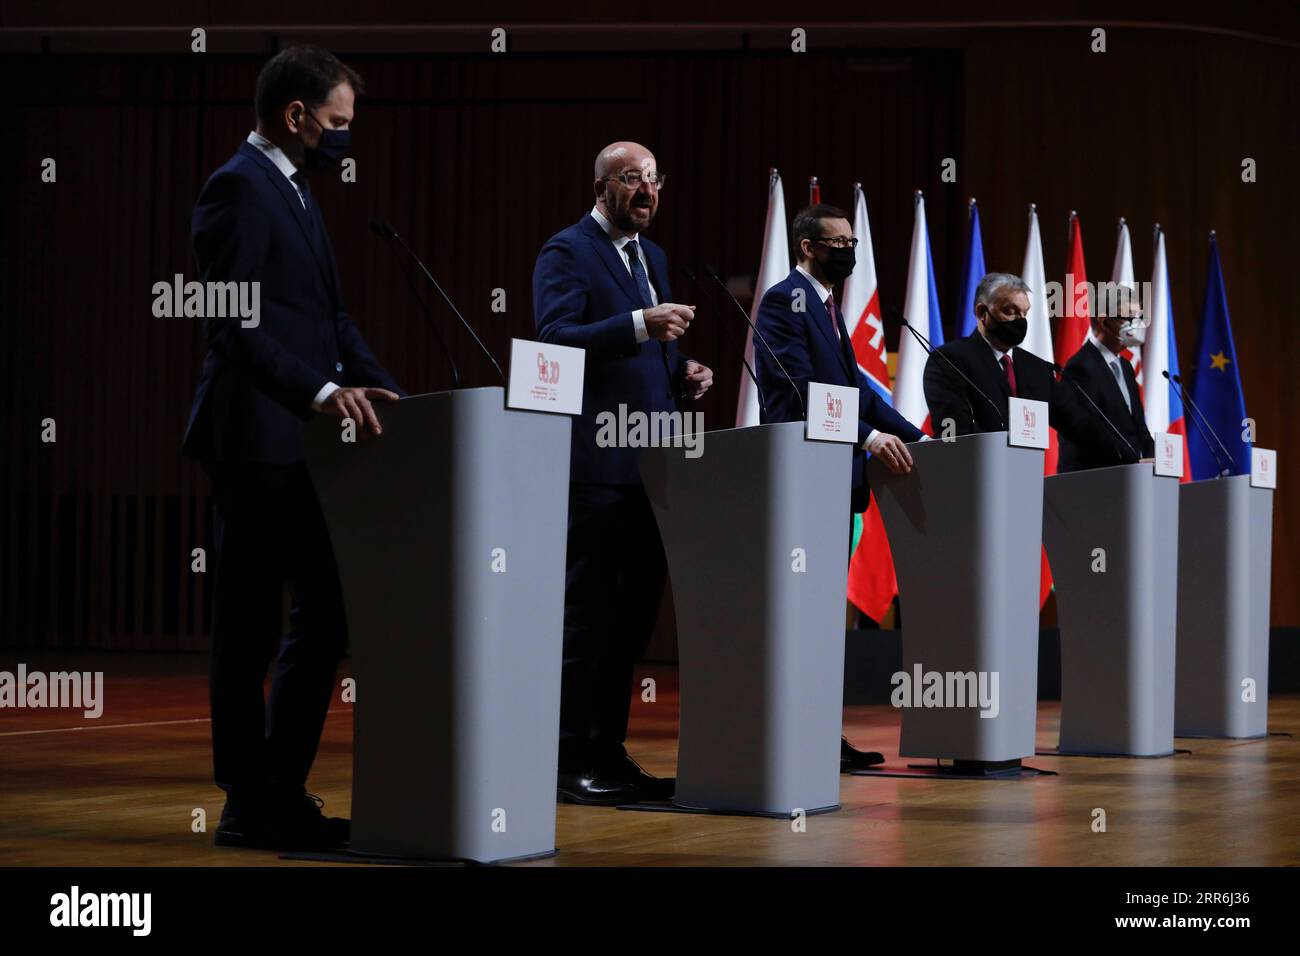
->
<box><xmin>1</xmin><ymin>653</ymin><xmax>1296</xmax><ymax>867</ymax></box>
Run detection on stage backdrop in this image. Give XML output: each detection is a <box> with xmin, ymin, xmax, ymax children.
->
<box><xmin>2</xmin><ymin>10</ymin><xmax>1296</xmax><ymax>650</ymax></box>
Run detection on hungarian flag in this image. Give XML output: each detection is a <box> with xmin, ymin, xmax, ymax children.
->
<box><xmin>957</xmin><ymin>198</ymin><xmax>986</xmax><ymax>338</ymax></box>
<box><xmin>1144</xmin><ymin>226</ymin><xmax>1193</xmax><ymax>482</ymax></box>
<box><xmin>842</xmin><ymin>184</ymin><xmax>898</xmax><ymax>621</ymax></box>
<box><xmin>893</xmin><ymin>190</ymin><xmax>943</xmax><ymax>435</ymax></box>
<box><xmin>736</xmin><ymin>168</ymin><xmax>790</xmax><ymax>427</ymax></box>
<box><xmin>809</xmin><ymin>176</ymin><xmax>821</xmax><ymax>205</ymax></box>
<box><xmin>1111</xmin><ymin>218</ymin><xmax>1143</xmax><ymax>399</ymax></box>
<box><xmin>1057</xmin><ymin>212</ymin><xmax>1090</xmax><ymax>366</ymax></box>
<box><xmin>1021</xmin><ymin>205</ymin><xmax>1056</xmax><ymax>608</ymax></box>
<box><xmin>1189</xmin><ymin>231</ymin><xmax>1250</xmax><ymax>478</ymax></box>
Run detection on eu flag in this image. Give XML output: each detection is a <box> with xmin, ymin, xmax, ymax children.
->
<box><xmin>1189</xmin><ymin>233</ymin><xmax>1251</xmax><ymax>478</ymax></box>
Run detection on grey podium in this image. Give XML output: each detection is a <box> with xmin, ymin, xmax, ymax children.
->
<box><xmin>1043</xmin><ymin>463</ymin><xmax>1179</xmax><ymax>756</ymax></box>
<box><xmin>639</xmin><ymin>421</ymin><xmax>851</xmax><ymax>816</ymax></box>
<box><xmin>303</xmin><ymin>386</ymin><xmax>570</xmax><ymax>863</ymax></box>
<box><xmin>867</xmin><ymin>431</ymin><xmax>1044</xmax><ymax>773</ymax></box>
<box><xmin>1175</xmin><ymin>475</ymin><xmax>1274</xmax><ymax>739</ymax></box>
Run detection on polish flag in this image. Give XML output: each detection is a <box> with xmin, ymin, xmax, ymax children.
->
<box><xmin>1021</xmin><ymin>204</ymin><xmax>1056</xmax><ymax>608</ymax></box>
<box><xmin>893</xmin><ymin>190</ymin><xmax>944</xmax><ymax>434</ymax></box>
<box><xmin>842</xmin><ymin>184</ymin><xmax>898</xmax><ymax>622</ymax></box>
<box><xmin>736</xmin><ymin>168</ymin><xmax>790</xmax><ymax>427</ymax></box>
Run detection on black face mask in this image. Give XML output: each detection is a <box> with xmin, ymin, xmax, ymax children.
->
<box><xmin>819</xmin><ymin>246</ymin><xmax>856</xmax><ymax>284</ymax></box>
<box><xmin>301</xmin><ymin>110</ymin><xmax>351</xmax><ymax>170</ymax></box>
<box><xmin>988</xmin><ymin>316</ymin><xmax>1028</xmax><ymax>349</ymax></box>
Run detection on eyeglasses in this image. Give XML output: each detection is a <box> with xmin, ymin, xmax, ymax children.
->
<box><xmin>812</xmin><ymin>236</ymin><xmax>858</xmax><ymax>249</ymax></box>
<box><xmin>603</xmin><ymin>171</ymin><xmax>668</xmax><ymax>190</ymax></box>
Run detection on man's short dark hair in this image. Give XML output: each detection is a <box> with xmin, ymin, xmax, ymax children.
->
<box><xmin>254</xmin><ymin>46</ymin><xmax>364</xmax><ymax>126</ymax></box>
<box><xmin>792</xmin><ymin>204</ymin><xmax>850</xmax><ymax>260</ymax></box>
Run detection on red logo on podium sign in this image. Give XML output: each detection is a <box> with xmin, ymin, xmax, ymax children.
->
<box><xmin>537</xmin><ymin>352</ymin><xmax>560</xmax><ymax>385</ymax></box>
<box><xmin>1022</xmin><ymin>405</ymin><xmax>1036</xmax><ymax>428</ymax></box>
<box><xmin>826</xmin><ymin>393</ymin><xmax>843</xmax><ymax>418</ymax></box>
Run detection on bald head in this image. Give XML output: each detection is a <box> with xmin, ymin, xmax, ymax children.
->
<box><xmin>593</xmin><ymin>141</ymin><xmax>661</xmax><ymax>235</ymax></box>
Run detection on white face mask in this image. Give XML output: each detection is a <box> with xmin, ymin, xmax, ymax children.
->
<box><xmin>1116</xmin><ymin>318</ymin><xmax>1146</xmax><ymax>348</ymax></box>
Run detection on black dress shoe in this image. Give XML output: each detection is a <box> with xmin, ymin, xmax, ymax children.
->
<box><xmin>557</xmin><ymin>770</ymin><xmax>641</xmax><ymax>806</ymax></box>
<box><xmin>840</xmin><ymin>736</ymin><xmax>885</xmax><ymax>772</ymax></box>
<box><xmin>599</xmin><ymin>753</ymin><xmax>676</xmax><ymax>802</ymax></box>
<box><xmin>213</xmin><ymin>790</ymin><xmax>349</xmax><ymax>850</ymax></box>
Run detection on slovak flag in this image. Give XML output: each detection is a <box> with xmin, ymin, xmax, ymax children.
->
<box><xmin>842</xmin><ymin>184</ymin><xmax>890</xmax><ymax>400</ymax></box>
<box><xmin>1144</xmin><ymin>225</ymin><xmax>1192</xmax><ymax>482</ymax></box>
<box><xmin>736</xmin><ymin>168</ymin><xmax>790</xmax><ymax>427</ymax></box>
<box><xmin>893</xmin><ymin>190</ymin><xmax>944</xmax><ymax>434</ymax></box>
<box><xmin>842</xmin><ymin>183</ymin><xmax>899</xmax><ymax>621</ymax></box>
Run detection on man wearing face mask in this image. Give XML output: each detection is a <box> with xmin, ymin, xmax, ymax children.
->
<box><xmin>1057</xmin><ymin>292</ymin><xmax>1155</xmax><ymax>471</ymax></box>
<box><xmin>183</xmin><ymin>46</ymin><xmax>403</xmax><ymax>850</ymax></box>
<box><xmin>923</xmin><ymin>272</ymin><xmax>1121</xmax><ymax>455</ymax></box>
<box><xmin>753</xmin><ymin>204</ymin><xmax>924</xmax><ymax>771</ymax></box>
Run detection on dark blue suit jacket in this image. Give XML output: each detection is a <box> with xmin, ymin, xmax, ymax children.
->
<box><xmin>183</xmin><ymin>141</ymin><xmax>402</xmax><ymax>464</ymax></box>
<box><xmin>533</xmin><ymin>214</ymin><xmax>686</xmax><ymax>485</ymax></box>
<box><xmin>754</xmin><ymin>268</ymin><xmax>923</xmax><ymax>512</ymax></box>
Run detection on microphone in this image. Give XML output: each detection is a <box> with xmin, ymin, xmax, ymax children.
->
<box><xmin>893</xmin><ymin>307</ymin><xmax>1005</xmax><ymax>430</ymax></box>
<box><xmin>1049</xmin><ymin>361</ymin><xmax>1138</xmax><ymax>463</ymax></box>
<box><xmin>702</xmin><ymin>265</ymin><xmax>804</xmax><ymax>418</ymax></box>
<box><xmin>370</xmin><ymin>220</ymin><xmax>459</xmax><ymax>387</ymax></box>
<box><xmin>682</xmin><ymin>268</ymin><xmax>765</xmax><ymax>416</ymax></box>
<box><xmin>1163</xmin><ymin>370</ymin><xmax>1233</xmax><ymax>477</ymax></box>
<box><xmin>371</xmin><ymin>219</ymin><xmax>505</xmax><ymax>385</ymax></box>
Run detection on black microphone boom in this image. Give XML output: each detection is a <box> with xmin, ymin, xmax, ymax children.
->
<box><xmin>1163</xmin><ymin>370</ymin><xmax>1233</xmax><ymax>477</ymax></box>
<box><xmin>372</xmin><ymin>219</ymin><xmax>505</xmax><ymax>386</ymax></box>
<box><xmin>893</xmin><ymin>307</ymin><xmax>1004</xmax><ymax>430</ymax></box>
<box><xmin>683</xmin><ymin>267</ymin><xmax>765</xmax><ymax>416</ymax></box>
<box><xmin>702</xmin><ymin>265</ymin><xmax>803</xmax><ymax>417</ymax></box>
<box><xmin>371</xmin><ymin>219</ymin><xmax>459</xmax><ymax>387</ymax></box>
<box><xmin>1049</xmin><ymin>361</ymin><xmax>1138</xmax><ymax>463</ymax></box>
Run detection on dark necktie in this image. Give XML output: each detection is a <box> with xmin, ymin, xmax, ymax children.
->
<box><xmin>624</xmin><ymin>240</ymin><xmax>656</xmax><ymax>310</ymax></box>
<box><xmin>824</xmin><ymin>293</ymin><xmax>842</xmax><ymax>341</ymax></box>
<box><xmin>290</xmin><ymin>171</ymin><xmax>321</xmax><ymax>239</ymax></box>
<box><xmin>1001</xmin><ymin>354</ymin><xmax>1018</xmax><ymax>397</ymax></box>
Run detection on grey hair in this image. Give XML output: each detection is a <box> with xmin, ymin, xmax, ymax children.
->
<box><xmin>974</xmin><ymin>272</ymin><xmax>1030</xmax><ymax>309</ymax></box>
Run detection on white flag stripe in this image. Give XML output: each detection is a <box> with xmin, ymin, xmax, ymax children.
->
<box><xmin>736</xmin><ymin>169</ymin><xmax>791</xmax><ymax>427</ymax></box>
<box><xmin>1021</xmin><ymin>205</ymin><xmax>1055</xmax><ymax>363</ymax></box>
<box><xmin>893</xmin><ymin>192</ymin><xmax>932</xmax><ymax>429</ymax></box>
<box><xmin>1111</xmin><ymin>218</ymin><xmax>1142</xmax><ymax>385</ymax></box>
<box><xmin>1145</xmin><ymin>227</ymin><xmax>1173</xmax><ymax>431</ymax></box>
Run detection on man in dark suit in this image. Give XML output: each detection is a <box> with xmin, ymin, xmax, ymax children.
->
<box><xmin>923</xmin><ymin>272</ymin><xmax>1125</xmax><ymax>458</ymax></box>
<box><xmin>534</xmin><ymin>141</ymin><xmax>714</xmax><ymax>805</ymax></box>
<box><xmin>183</xmin><ymin>47</ymin><xmax>403</xmax><ymax>849</ymax></box>
<box><xmin>1058</xmin><ymin>298</ymin><xmax>1155</xmax><ymax>471</ymax></box>
<box><xmin>753</xmin><ymin>203</ymin><xmax>924</xmax><ymax>771</ymax></box>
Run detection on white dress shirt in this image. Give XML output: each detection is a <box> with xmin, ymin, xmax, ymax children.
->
<box><xmin>246</xmin><ymin>130</ymin><xmax>338</xmax><ymax>410</ymax></box>
<box><xmin>590</xmin><ymin>205</ymin><xmax>656</xmax><ymax>344</ymax></box>
<box><xmin>1088</xmin><ymin>329</ymin><xmax>1132</xmax><ymax>413</ymax></box>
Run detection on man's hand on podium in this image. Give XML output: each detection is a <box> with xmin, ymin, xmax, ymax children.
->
<box><xmin>867</xmin><ymin>433</ymin><xmax>914</xmax><ymax>474</ymax></box>
<box><xmin>682</xmin><ymin>359</ymin><xmax>713</xmax><ymax>400</ymax></box>
<box><xmin>321</xmin><ymin>386</ymin><xmax>400</xmax><ymax>439</ymax></box>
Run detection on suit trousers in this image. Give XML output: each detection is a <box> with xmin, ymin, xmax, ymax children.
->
<box><xmin>559</xmin><ymin>481</ymin><xmax>668</xmax><ymax>770</ymax></box>
<box><xmin>206</xmin><ymin>460</ymin><xmax>347</xmax><ymax>803</ymax></box>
